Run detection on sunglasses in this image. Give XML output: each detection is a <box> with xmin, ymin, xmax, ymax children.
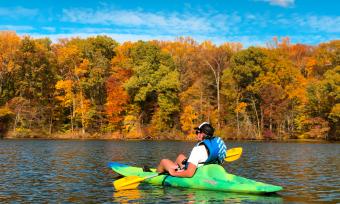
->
<box><xmin>195</xmin><ymin>130</ymin><xmax>201</xmax><ymax>135</ymax></box>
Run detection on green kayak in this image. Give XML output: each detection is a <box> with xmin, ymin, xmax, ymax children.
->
<box><xmin>108</xmin><ymin>162</ymin><xmax>283</xmax><ymax>194</ymax></box>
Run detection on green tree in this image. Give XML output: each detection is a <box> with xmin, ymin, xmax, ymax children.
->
<box><xmin>306</xmin><ymin>66</ymin><xmax>340</xmax><ymax>139</ymax></box>
<box><xmin>12</xmin><ymin>36</ymin><xmax>56</xmax><ymax>133</ymax></box>
<box><xmin>228</xmin><ymin>47</ymin><xmax>268</xmax><ymax>138</ymax></box>
<box><xmin>124</xmin><ymin>41</ymin><xmax>180</xmax><ymax>136</ymax></box>
<box><xmin>55</xmin><ymin>36</ymin><xmax>118</xmax><ymax>132</ymax></box>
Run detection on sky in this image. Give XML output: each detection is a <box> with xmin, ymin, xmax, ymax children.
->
<box><xmin>0</xmin><ymin>0</ymin><xmax>339</xmax><ymax>47</ymax></box>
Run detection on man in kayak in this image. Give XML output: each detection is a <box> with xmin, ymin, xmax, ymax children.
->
<box><xmin>155</xmin><ymin>122</ymin><xmax>227</xmax><ymax>178</ymax></box>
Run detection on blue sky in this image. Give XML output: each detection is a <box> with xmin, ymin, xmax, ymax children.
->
<box><xmin>0</xmin><ymin>0</ymin><xmax>339</xmax><ymax>47</ymax></box>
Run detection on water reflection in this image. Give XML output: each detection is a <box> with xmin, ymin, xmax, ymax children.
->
<box><xmin>113</xmin><ymin>185</ymin><xmax>283</xmax><ymax>203</ymax></box>
<box><xmin>113</xmin><ymin>189</ymin><xmax>141</xmax><ymax>203</ymax></box>
<box><xmin>0</xmin><ymin>139</ymin><xmax>339</xmax><ymax>203</ymax></box>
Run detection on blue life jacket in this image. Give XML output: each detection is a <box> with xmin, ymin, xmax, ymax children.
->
<box><xmin>199</xmin><ymin>136</ymin><xmax>227</xmax><ymax>164</ymax></box>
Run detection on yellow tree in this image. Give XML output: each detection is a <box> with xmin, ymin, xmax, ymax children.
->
<box><xmin>55</xmin><ymin>79</ymin><xmax>74</xmax><ymax>131</ymax></box>
<box><xmin>55</xmin><ymin>80</ymin><xmax>73</xmax><ymax>107</ymax></box>
<box><xmin>180</xmin><ymin>105</ymin><xmax>198</xmax><ymax>139</ymax></box>
<box><xmin>74</xmin><ymin>59</ymin><xmax>92</xmax><ymax>134</ymax></box>
<box><xmin>0</xmin><ymin>31</ymin><xmax>20</xmax><ymax>105</ymax></box>
<box><xmin>55</xmin><ymin>59</ymin><xmax>92</xmax><ymax>134</ymax></box>
<box><xmin>54</xmin><ymin>40</ymin><xmax>87</xmax><ymax>132</ymax></box>
<box><xmin>258</xmin><ymin>38</ymin><xmax>309</xmax><ymax>138</ymax></box>
<box><xmin>309</xmin><ymin>40</ymin><xmax>339</xmax><ymax>78</ymax></box>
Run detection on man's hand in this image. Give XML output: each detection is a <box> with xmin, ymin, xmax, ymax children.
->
<box><xmin>168</xmin><ymin>168</ymin><xmax>176</xmax><ymax>176</ymax></box>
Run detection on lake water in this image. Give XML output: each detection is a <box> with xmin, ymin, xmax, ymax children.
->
<box><xmin>0</xmin><ymin>140</ymin><xmax>339</xmax><ymax>203</ymax></box>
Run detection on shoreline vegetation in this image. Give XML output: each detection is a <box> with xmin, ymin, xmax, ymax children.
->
<box><xmin>2</xmin><ymin>131</ymin><xmax>335</xmax><ymax>144</ymax></box>
<box><xmin>1</xmin><ymin>130</ymin><xmax>337</xmax><ymax>142</ymax></box>
<box><xmin>0</xmin><ymin>31</ymin><xmax>339</xmax><ymax>141</ymax></box>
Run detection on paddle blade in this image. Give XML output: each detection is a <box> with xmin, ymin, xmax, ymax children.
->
<box><xmin>114</xmin><ymin>181</ymin><xmax>140</xmax><ymax>190</ymax></box>
<box><xmin>113</xmin><ymin>176</ymin><xmax>145</xmax><ymax>191</ymax></box>
<box><xmin>225</xmin><ymin>147</ymin><xmax>243</xmax><ymax>162</ymax></box>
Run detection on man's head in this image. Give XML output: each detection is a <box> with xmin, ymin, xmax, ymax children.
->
<box><xmin>194</xmin><ymin>122</ymin><xmax>214</xmax><ymax>139</ymax></box>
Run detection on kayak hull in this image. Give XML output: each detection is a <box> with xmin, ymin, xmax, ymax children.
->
<box><xmin>108</xmin><ymin>162</ymin><xmax>282</xmax><ymax>194</ymax></box>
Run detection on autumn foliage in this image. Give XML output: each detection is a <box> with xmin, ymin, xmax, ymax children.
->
<box><xmin>0</xmin><ymin>31</ymin><xmax>338</xmax><ymax>140</ymax></box>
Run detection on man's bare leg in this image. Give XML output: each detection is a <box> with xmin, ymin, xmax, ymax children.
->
<box><xmin>156</xmin><ymin>159</ymin><xmax>178</xmax><ymax>173</ymax></box>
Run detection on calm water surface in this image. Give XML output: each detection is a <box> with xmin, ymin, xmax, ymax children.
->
<box><xmin>0</xmin><ymin>140</ymin><xmax>339</xmax><ymax>203</ymax></box>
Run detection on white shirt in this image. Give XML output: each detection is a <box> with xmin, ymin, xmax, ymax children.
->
<box><xmin>187</xmin><ymin>145</ymin><xmax>208</xmax><ymax>167</ymax></box>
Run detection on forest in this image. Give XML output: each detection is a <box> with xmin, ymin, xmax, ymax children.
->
<box><xmin>0</xmin><ymin>31</ymin><xmax>339</xmax><ymax>140</ymax></box>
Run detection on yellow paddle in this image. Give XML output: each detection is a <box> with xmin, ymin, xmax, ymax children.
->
<box><xmin>113</xmin><ymin>175</ymin><xmax>153</xmax><ymax>190</ymax></box>
<box><xmin>225</xmin><ymin>147</ymin><xmax>243</xmax><ymax>162</ymax></box>
<box><xmin>113</xmin><ymin>147</ymin><xmax>243</xmax><ymax>191</ymax></box>
<box><xmin>113</xmin><ymin>174</ymin><xmax>159</xmax><ymax>190</ymax></box>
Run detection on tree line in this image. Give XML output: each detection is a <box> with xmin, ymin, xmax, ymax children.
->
<box><xmin>0</xmin><ymin>31</ymin><xmax>338</xmax><ymax>140</ymax></box>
